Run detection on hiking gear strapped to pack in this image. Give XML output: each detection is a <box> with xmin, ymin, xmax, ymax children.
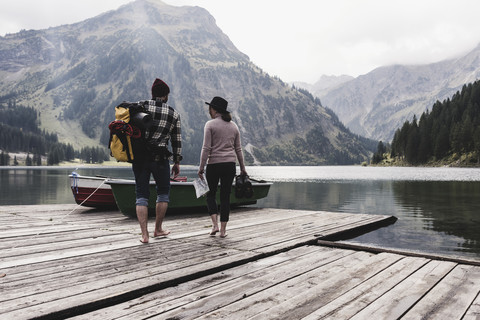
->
<box><xmin>108</xmin><ymin>102</ymin><xmax>152</xmax><ymax>163</ymax></box>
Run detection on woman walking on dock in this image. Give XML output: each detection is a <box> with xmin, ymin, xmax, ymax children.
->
<box><xmin>198</xmin><ymin>96</ymin><xmax>247</xmax><ymax>238</ymax></box>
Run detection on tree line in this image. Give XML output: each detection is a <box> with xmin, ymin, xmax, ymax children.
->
<box><xmin>0</xmin><ymin>101</ymin><xmax>108</xmax><ymax>165</ymax></box>
<box><xmin>387</xmin><ymin>80</ymin><xmax>480</xmax><ymax>165</ymax></box>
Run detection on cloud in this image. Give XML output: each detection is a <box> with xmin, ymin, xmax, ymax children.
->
<box><xmin>2</xmin><ymin>0</ymin><xmax>480</xmax><ymax>83</ymax></box>
<box><xmin>0</xmin><ymin>0</ymin><xmax>131</xmax><ymax>35</ymax></box>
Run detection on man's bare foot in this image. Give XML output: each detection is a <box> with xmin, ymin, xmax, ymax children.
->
<box><xmin>140</xmin><ymin>238</ymin><xmax>149</xmax><ymax>244</ymax></box>
<box><xmin>154</xmin><ymin>229</ymin><xmax>171</xmax><ymax>237</ymax></box>
<box><xmin>219</xmin><ymin>233</ymin><xmax>228</xmax><ymax>238</ymax></box>
<box><xmin>210</xmin><ymin>227</ymin><xmax>219</xmax><ymax>236</ymax></box>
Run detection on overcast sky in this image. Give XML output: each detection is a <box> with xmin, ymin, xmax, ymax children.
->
<box><xmin>1</xmin><ymin>0</ymin><xmax>480</xmax><ymax>83</ymax></box>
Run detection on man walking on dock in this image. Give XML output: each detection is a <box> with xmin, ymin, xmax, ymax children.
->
<box><xmin>132</xmin><ymin>78</ymin><xmax>182</xmax><ymax>243</ymax></box>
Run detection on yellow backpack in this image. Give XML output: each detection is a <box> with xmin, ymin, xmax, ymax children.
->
<box><xmin>108</xmin><ymin>103</ymin><xmax>142</xmax><ymax>162</ymax></box>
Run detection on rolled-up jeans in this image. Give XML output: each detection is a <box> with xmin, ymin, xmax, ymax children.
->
<box><xmin>132</xmin><ymin>158</ymin><xmax>170</xmax><ymax>207</ymax></box>
<box><xmin>206</xmin><ymin>162</ymin><xmax>235</xmax><ymax>222</ymax></box>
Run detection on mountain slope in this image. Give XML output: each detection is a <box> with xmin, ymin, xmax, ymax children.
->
<box><xmin>292</xmin><ymin>74</ymin><xmax>354</xmax><ymax>98</ymax></box>
<box><xmin>0</xmin><ymin>0</ymin><xmax>375</xmax><ymax>165</ymax></box>
<box><xmin>319</xmin><ymin>44</ymin><xmax>480</xmax><ymax>142</ymax></box>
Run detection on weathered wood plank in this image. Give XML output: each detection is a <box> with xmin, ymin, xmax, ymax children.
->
<box><xmin>0</xmin><ymin>233</ymin><xmax>133</xmax><ymax>259</ymax></box>
<box><xmin>1</xmin><ymin>249</ymin><xmax>255</xmax><ymax>318</ymax></box>
<box><xmin>193</xmin><ymin>251</ymin><xmax>398</xmax><ymax>319</ymax></box>
<box><xmin>463</xmin><ymin>293</ymin><xmax>480</xmax><ymax>320</ymax></box>
<box><xmin>2</xmin><ymin>204</ymin><xmax>436</xmax><ymax>320</ymax></box>
<box><xmin>401</xmin><ymin>264</ymin><xmax>480</xmax><ymax>320</ymax></box>
<box><xmin>145</xmin><ymin>247</ymin><xmax>362</xmax><ymax>320</ymax></box>
<box><xmin>67</xmin><ymin>246</ymin><xmax>328</xmax><ymax>320</ymax></box>
<box><xmin>0</xmin><ymin>236</ymin><xmax>143</xmax><ymax>269</ymax></box>
<box><xmin>1</xmin><ymin>240</ymin><xmax>226</xmax><ymax>300</ymax></box>
<box><xmin>348</xmin><ymin>260</ymin><xmax>458</xmax><ymax>320</ymax></box>
<box><xmin>248</xmin><ymin>252</ymin><xmax>410</xmax><ymax>320</ymax></box>
<box><xmin>0</xmin><ymin>228</ymin><xmax>131</xmax><ymax>250</ymax></box>
<box><xmin>301</xmin><ymin>258</ymin><xmax>448</xmax><ymax>319</ymax></box>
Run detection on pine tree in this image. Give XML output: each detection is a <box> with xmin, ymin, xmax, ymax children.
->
<box><xmin>26</xmin><ymin>153</ymin><xmax>32</xmax><ymax>166</ymax></box>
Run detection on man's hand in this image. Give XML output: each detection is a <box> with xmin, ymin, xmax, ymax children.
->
<box><xmin>171</xmin><ymin>163</ymin><xmax>180</xmax><ymax>178</ymax></box>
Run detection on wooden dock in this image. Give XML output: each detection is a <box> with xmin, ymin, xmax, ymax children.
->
<box><xmin>1</xmin><ymin>204</ymin><xmax>479</xmax><ymax>319</ymax></box>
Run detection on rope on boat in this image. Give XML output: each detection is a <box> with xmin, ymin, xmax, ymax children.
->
<box><xmin>64</xmin><ymin>178</ymin><xmax>108</xmax><ymax>219</ymax></box>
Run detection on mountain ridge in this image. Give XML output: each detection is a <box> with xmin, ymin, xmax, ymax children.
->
<box><xmin>296</xmin><ymin>43</ymin><xmax>480</xmax><ymax>142</ymax></box>
<box><xmin>0</xmin><ymin>0</ymin><xmax>375</xmax><ymax>165</ymax></box>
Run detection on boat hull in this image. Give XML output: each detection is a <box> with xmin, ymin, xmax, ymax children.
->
<box><xmin>70</xmin><ymin>174</ymin><xmax>117</xmax><ymax>208</ymax></box>
<box><xmin>106</xmin><ymin>179</ymin><xmax>272</xmax><ymax>217</ymax></box>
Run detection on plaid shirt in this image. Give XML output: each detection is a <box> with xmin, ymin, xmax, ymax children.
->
<box><xmin>143</xmin><ymin>98</ymin><xmax>182</xmax><ymax>163</ymax></box>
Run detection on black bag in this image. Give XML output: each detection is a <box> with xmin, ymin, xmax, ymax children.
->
<box><xmin>235</xmin><ymin>175</ymin><xmax>253</xmax><ymax>199</ymax></box>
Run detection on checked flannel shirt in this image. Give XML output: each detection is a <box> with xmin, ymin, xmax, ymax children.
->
<box><xmin>144</xmin><ymin>98</ymin><xmax>182</xmax><ymax>163</ymax></box>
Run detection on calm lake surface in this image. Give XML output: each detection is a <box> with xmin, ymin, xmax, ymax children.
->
<box><xmin>1</xmin><ymin>165</ymin><xmax>480</xmax><ymax>261</ymax></box>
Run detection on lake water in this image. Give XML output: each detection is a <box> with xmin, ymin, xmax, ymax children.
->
<box><xmin>1</xmin><ymin>165</ymin><xmax>480</xmax><ymax>261</ymax></box>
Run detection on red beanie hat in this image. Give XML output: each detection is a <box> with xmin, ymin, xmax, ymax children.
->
<box><xmin>151</xmin><ymin>78</ymin><xmax>170</xmax><ymax>98</ymax></box>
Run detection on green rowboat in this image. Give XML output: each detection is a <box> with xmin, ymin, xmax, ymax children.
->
<box><xmin>105</xmin><ymin>178</ymin><xmax>272</xmax><ymax>217</ymax></box>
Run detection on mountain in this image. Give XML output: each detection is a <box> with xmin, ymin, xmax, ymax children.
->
<box><xmin>292</xmin><ymin>74</ymin><xmax>354</xmax><ymax>98</ymax></box>
<box><xmin>0</xmin><ymin>0</ymin><xmax>375</xmax><ymax>165</ymax></box>
<box><xmin>317</xmin><ymin>44</ymin><xmax>480</xmax><ymax>142</ymax></box>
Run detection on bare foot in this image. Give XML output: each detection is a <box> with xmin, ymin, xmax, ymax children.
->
<box><xmin>154</xmin><ymin>229</ymin><xmax>171</xmax><ymax>237</ymax></box>
<box><xmin>210</xmin><ymin>227</ymin><xmax>219</xmax><ymax>236</ymax></box>
<box><xmin>220</xmin><ymin>233</ymin><xmax>228</xmax><ymax>238</ymax></box>
<box><xmin>140</xmin><ymin>238</ymin><xmax>149</xmax><ymax>244</ymax></box>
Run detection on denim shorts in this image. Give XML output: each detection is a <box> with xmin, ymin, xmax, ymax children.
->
<box><xmin>132</xmin><ymin>158</ymin><xmax>170</xmax><ymax>207</ymax></box>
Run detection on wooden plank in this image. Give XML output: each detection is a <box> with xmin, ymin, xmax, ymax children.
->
<box><xmin>192</xmin><ymin>251</ymin><xmax>398</xmax><ymax>319</ymax></box>
<box><xmin>463</xmin><ymin>292</ymin><xmax>480</xmax><ymax>320</ymax></box>
<box><xmin>138</xmin><ymin>247</ymin><xmax>362</xmax><ymax>320</ymax></box>
<box><xmin>199</xmin><ymin>212</ymin><xmax>391</xmax><ymax>254</ymax></box>
<box><xmin>301</xmin><ymin>258</ymin><xmax>442</xmax><ymax>319</ymax></box>
<box><xmin>238</xmin><ymin>252</ymin><xmax>407</xmax><ymax>320</ymax></box>
<box><xmin>1</xmin><ymin>240</ymin><xmax>223</xmax><ymax>301</ymax></box>
<box><xmin>67</xmin><ymin>246</ymin><xmax>330</xmax><ymax>320</ymax></box>
<box><xmin>75</xmin><ymin>246</ymin><xmax>349</xmax><ymax>320</ymax></box>
<box><xmin>0</xmin><ymin>248</ymin><xmax>254</xmax><ymax>318</ymax></box>
<box><xmin>401</xmin><ymin>264</ymin><xmax>480</xmax><ymax>320</ymax></box>
<box><xmin>0</xmin><ymin>233</ymin><xmax>133</xmax><ymax>259</ymax></box>
<box><xmin>0</xmin><ymin>228</ymin><xmax>131</xmax><ymax>250</ymax></box>
<box><xmin>347</xmin><ymin>260</ymin><xmax>458</xmax><ymax>320</ymax></box>
<box><xmin>0</xmin><ymin>205</ymin><xmax>400</xmax><ymax>319</ymax></box>
<box><xmin>0</xmin><ymin>236</ymin><xmax>143</xmax><ymax>269</ymax></box>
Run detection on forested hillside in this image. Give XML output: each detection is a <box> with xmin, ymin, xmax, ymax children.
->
<box><xmin>389</xmin><ymin>80</ymin><xmax>480</xmax><ymax>165</ymax></box>
<box><xmin>0</xmin><ymin>100</ymin><xmax>107</xmax><ymax>165</ymax></box>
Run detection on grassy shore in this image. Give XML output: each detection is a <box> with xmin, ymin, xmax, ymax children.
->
<box><xmin>372</xmin><ymin>152</ymin><xmax>480</xmax><ymax>168</ymax></box>
<box><xmin>1</xmin><ymin>151</ymin><xmax>131</xmax><ymax>167</ymax></box>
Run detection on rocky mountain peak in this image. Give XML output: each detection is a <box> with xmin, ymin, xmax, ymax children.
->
<box><xmin>317</xmin><ymin>43</ymin><xmax>480</xmax><ymax>141</ymax></box>
<box><xmin>0</xmin><ymin>0</ymin><xmax>375</xmax><ymax>165</ymax></box>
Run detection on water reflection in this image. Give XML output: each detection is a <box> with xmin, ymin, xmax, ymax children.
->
<box><xmin>0</xmin><ymin>169</ymin><xmax>66</xmax><ymax>205</ymax></box>
<box><xmin>392</xmin><ymin>181</ymin><xmax>480</xmax><ymax>255</ymax></box>
<box><xmin>256</xmin><ymin>179</ymin><xmax>480</xmax><ymax>260</ymax></box>
<box><xmin>0</xmin><ymin>167</ymin><xmax>135</xmax><ymax>205</ymax></box>
<box><xmin>1</xmin><ymin>166</ymin><xmax>480</xmax><ymax>260</ymax></box>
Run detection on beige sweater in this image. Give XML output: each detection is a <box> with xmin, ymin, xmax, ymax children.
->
<box><xmin>199</xmin><ymin>114</ymin><xmax>246</xmax><ymax>171</ymax></box>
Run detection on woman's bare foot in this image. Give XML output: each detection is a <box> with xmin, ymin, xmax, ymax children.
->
<box><xmin>219</xmin><ymin>233</ymin><xmax>228</xmax><ymax>238</ymax></box>
<box><xmin>154</xmin><ymin>229</ymin><xmax>171</xmax><ymax>237</ymax></box>
<box><xmin>210</xmin><ymin>227</ymin><xmax>219</xmax><ymax>236</ymax></box>
<box><xmin>140</xmin><ymin>237</ymin><xmax>149</xmax><ymax>244</ymax></box>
